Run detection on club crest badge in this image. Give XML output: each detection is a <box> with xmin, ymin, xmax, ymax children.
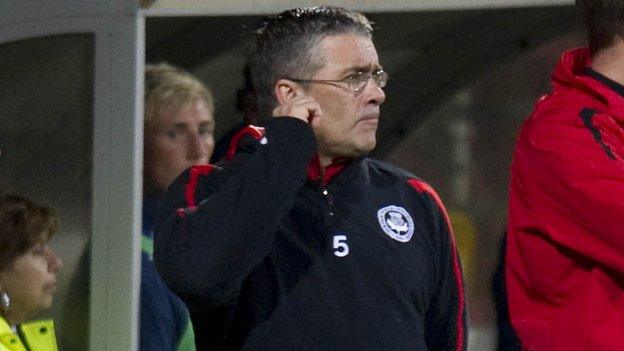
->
<box><xmin>377</xmin><ymin>205</ymin><xmax>414</xmax><ymax>242</ymax></box>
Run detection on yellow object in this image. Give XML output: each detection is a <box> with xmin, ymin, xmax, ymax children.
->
<box><xmin>0</xmin><ymin>317</ymin><xmax>58</xmax><ymax>351</ymax></box>
<box><xmin>448</xmin><ymin>210</ymin><xmax>476</xmax><ymax>282</ymax></box>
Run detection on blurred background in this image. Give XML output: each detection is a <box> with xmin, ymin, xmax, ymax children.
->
<box><xmin>0</xmin><ymin>3</ymin><xmax>583</xmax><ymax>350</ymax></box>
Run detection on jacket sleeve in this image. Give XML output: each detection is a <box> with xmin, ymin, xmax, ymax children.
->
<box><xmin>408</xmin><ymin>179</ymin><xmax>467</xmax><ymax>351</ymax></box>
<box><xmin>154</xmin><ymin>117</ymin><xmax>316</xmax><ymax>306</ymax></box>
<box><xmin>512</xmin><ymin>107</ymin><xmax>624</xmax><ymax>273</ymax></box>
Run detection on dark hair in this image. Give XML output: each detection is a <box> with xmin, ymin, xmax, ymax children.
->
<box><xmin>249</xmin><ymin>6</ymin><xmax>374</xmax><ymax>116</ymax></box>
<box><xmin>235</xmin><ymin>64</ymin><xmax>262</xmax><ymax>125</ymax></box>
<box><xmin>0</xmin><ymin>194</ymin><xmax>59</xmax><ymax>269</ymax></box>
<box><xmin>576</xmin><ymin>0</ymin><xmax>624</xmax><ymax>54</ymax></box>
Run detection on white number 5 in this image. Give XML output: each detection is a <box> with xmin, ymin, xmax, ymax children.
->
<box><xmin>333</xmin><ymin>235</ymin><xmax>349</xmax><ymax>257</ymax></box>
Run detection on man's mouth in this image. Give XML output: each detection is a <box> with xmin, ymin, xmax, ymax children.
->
<box><xmin>357</xmin><ymin>108</ymin><xmax>379</xmax><ymax>121</ymax></box>
<box><xmin>357</xmin><ymin>114</ymin><xmax>379</xmax><ymax>126</ymax></box>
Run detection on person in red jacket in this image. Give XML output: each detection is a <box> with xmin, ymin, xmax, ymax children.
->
<box><xmin>506</xmin><ymin>1</ymin><xmax>624</xmax><ymax>350</ymax></box>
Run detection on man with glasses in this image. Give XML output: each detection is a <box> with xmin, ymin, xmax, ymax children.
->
<box><xmin>154</xmin><ymin>6</ymin><xmax>466</xmax><ymax>351</ymax></box>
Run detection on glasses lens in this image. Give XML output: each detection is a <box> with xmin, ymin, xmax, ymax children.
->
<box><xmin>346</xmin><ymin>73</ymin><xmax>365</xmax><ymax>92</ymax></box>
<box><xmin>373</xmin><ymin>71</ymin><xmax>388</xmax><ymax>88</ymax></box>
<box><xmin>349</xmin><ymin>71</ymin><xmax>389</xmax><ymax>92</ymax></box>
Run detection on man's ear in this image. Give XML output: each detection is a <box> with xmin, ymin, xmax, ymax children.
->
<box><xmin>274</xmin><ymin>79</ymin><xmax>305</xmax><ymax>106</ymax></box>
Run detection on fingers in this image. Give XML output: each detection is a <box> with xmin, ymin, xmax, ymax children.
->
<box><xmin>272</xmin><ymin>96</ymin><xmax>323</xmax><ymax>124</ymax></box>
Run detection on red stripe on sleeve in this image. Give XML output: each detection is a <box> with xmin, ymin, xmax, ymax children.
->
<box><xmin>184</xmin><ymin>165</ymin><xmax>215</xmax><ymax>208</ymax></box>
<box><xmin>225</xmin><ymin>125</ymin><xmax>266</xmax><ymax>161</ymax></box>
<box><xmin>407</xmin><ymin>178</ymin><xmax>466</xmax><ymax>351</ymax></box>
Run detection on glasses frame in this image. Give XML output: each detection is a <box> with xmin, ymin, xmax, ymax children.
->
<box><xmin>285</xmin><ymin>69</ymin><xmax>388</xmax><ymax>94</ymax></box>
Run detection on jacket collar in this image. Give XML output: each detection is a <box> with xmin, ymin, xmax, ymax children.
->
<box><xmin>553</xmin><ymin>47</ymin><xmax>624</xmax><ymax>116</ymax></box>
<box><xmin>585</xmin><ymin>68</ymin><xmax>624</xmax><ymax>99</ymax></box>
<box><xmin>0</xmin><ymin>316</ymin><xmax>11</xmax><ymax>335</ymax></box>
<box><xmin>306</xmin><ymin>154</ymin><xmax>356</xmax><ymax>186</ymax></box>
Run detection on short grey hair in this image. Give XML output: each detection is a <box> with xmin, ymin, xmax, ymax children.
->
<box><xmin>249</xmin><ymin>6</ymin><xmax>374</xmax><ymax>117</ymax></box>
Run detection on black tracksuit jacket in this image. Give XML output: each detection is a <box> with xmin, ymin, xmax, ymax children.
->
<box><xmin>154</xmin><ymin>117</ymin><xmax>466</xmax><ymax>351</ymax></box>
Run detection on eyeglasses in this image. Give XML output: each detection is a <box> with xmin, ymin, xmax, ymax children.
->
<box><xmin>286</xmin><ymin>69</ymin><xmax>389</xmax><ymax>93</ymax></box>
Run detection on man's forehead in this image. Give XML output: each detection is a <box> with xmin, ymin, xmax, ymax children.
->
<box><xmin>315</xmin><ymin>33</ymin><xmax>380</xmax><ymax>71</ymax></box>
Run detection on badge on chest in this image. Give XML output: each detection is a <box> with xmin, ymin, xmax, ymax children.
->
<box><xmin>377</xmin><ymin>205</ymin><xmax>414</xmax><ymax>243</ymax></box>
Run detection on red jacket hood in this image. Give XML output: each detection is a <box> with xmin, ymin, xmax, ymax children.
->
<box><xmin>551</xmin><ymin>47</ymin><xmax>592</xmax><ymax>91</ymax></box>
<box><xmin>551</xmin><ymin>47</ymin><xmax>624</xmax><ymax>117</ymax></box>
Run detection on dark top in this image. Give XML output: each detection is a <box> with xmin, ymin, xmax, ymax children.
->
<box><xmin>155</xmin><ymin>117</ymin><xmax>466</xmax><ymax>351</ymax></box>
<box><xmin>141</xmin><ymin>197</ymin><xmax>195</xmax><ymax>351</ymax></box>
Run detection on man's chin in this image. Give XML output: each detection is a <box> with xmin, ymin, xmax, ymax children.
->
<box><xmin>351</xmin><ymin>142</ymin><xmax>376</xmax><ymax>157</ymax></box>
<box><xmin>360</xmin><ymin>139</ymin><xmax>377</xmax><ymax>153</ymax></box>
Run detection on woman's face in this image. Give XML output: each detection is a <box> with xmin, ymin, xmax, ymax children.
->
<box><xmin>0</xmin><ymin>233</ymin><xmax>63</xmax><ymax>322</ymax></box>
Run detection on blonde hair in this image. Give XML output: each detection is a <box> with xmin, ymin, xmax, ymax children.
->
<box><xmin>144</xmin><ymin>63</ymin><xmax>214</xmax><ymax>124</ymax></box>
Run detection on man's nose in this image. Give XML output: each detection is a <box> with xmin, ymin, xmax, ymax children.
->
<box><xmin>367</xmin><ymin>79</ymin><xmax>386</xmax><ymax>105</ymax></box>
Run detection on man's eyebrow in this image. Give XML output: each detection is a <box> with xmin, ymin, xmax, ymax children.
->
<box><xmin>339</xmin><ymin>64</ymin><xmax>382</xmax><ymax>75</ymax></box>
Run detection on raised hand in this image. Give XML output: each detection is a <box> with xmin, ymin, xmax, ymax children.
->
<box><xmin>272</xmin><ymin>96</ymin><xmax>323</xmax><ymax>125</ymax></box>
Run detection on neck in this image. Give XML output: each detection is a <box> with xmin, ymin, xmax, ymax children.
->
<box><xmin>592</xmin><ymin>38</ymin><xmax>624</xmax><ymax>87</ymax></box>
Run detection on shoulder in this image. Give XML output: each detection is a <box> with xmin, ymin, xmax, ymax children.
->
<box><xmin>362</xmin><ymin>157</ymin><xmax>417</xmax><ymax>180</ymax></box>
<box><xmin>526</xmin><ymin>85</ymin><xmax>606</xmax><ymax>135</ymax></box>
<box><xmin>362</xmin><ymin>158</ymin><xmax>432</xmax><ymax>191</ymax></box>
<box><xmin>361</xmin><ymin>158</ymin><xmax>443</xmax><ymax>209</ymax></box>
<box><xmin>517</xmin><ymin>88</ymin><xmax>618</xmax><ymax>161</ymax></box>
